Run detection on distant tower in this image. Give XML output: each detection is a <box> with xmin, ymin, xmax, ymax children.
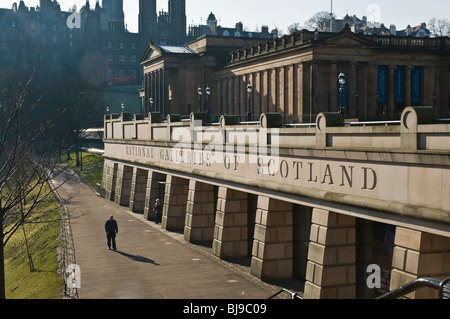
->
<box><xmin>102</xmin><ymin>0</ymin><xmax>125</xmax><ymax>32</ymax></box>
<box><xmin>168</xmin><ymin>0</ymin><xmax>186</xmax><ymax>45</ymax></box>
<box><xmin>139</xmin><ymin>0</ymin><xmax>158</xmax><ymax>44</ymax></box>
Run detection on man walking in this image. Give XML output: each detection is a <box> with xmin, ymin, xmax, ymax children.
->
<box><xmin>105</xmin><ymin>215</ymin><xmax>118</xmax><ymax>251</ymax></box>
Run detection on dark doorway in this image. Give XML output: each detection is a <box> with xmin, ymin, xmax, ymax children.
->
<box><xmin>293</xmin><ymin>204</ymin><xmax>312</xmax><ymax>280</ymax></box>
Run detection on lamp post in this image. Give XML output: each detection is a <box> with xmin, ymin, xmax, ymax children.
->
<box><xmin>121</xmin><ymin>103</ymin><xmax>125</xmax><ymax>113</ymax></box>
<box><xmin>338</xmin><ymin>71</ymin><xmax>346</xmax><ymax>116</ymax></box>
<box><xmin>246</xmin><ymin>83</ymin><xmax>253</xmax><ymax>121</ymax></box>
<box><xmin>197</xmin><ymin>86</ymin><xmax>203</xmax><ymax>112</ymax></box>
<box><xmin>149</xmin><ymin>97</ymin><xmax>153</xmax><ymax>113</ymax></box>
<box><xmin>205</xmin><ymin>85</ymin><xmax>211</xmax><ymax>119</ymax></box>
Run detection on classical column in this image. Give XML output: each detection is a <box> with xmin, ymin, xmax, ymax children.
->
<box><xmin>114</xmin><ymin>164</ymin><xmax>133</xmax><ymax>207</ymax></box>
<box><xmin>330</xmin><ymin>63</ymin><xmax>337</xmax><ymax>113</ymax></box>
<box><xmin>297</xmin><ymin>63</ymin><xmax>305</xmax><ymax>121</ymax></box>
<box><xmin>261</xmin><ymin>70</ymin><xmax>269</xmax><ymax>114</ymax></box>
<box><xmin>162</xmin><ymin>175</ymin><xmax>189</xmax><ymax>231</ymax></box>
<box><xmin>287</xmin><ymin>64</ymin><xmax>295</xmax><ymax>121</ymax></box>
<box><xmin>233</xmin><ymin>76</ymin><xmax>240</xmax><ymax>115</ymax></box>
<box><xmin>388</xmin><ymin>66</ymin><xmax>396</xmax><ymax>118</ymax></box>
<box><xmin>304</xmin><ymin>208</ymin><xmax>356</xmax><ymax>299</ymax></box>
<box><xmin>390</xmin><ymin>227</ymin><xmax>450</xmax><ymax>299</ymax></box>
<box><xmin>270</xmin><ymin>68</ymin><xmax>277</xmax><ymax>113</ymax></box>
<box><xmin>184</xmin><ymin>180</ymin><xmax>216</xmax><ymax>243</ymax></box>
<box><xmin>367</xmin><ymin>62</ymin><xmax>378</xmax><ymax>119</ymax></box>
<box><xmin>212</xmin><ymin>187</ymin><xmax>248</xmax><ymax>259</ymax></box>
<box><xmin>278</xmin><ymin>67</ymin><xmax>285</xmax><ymax>116</ymax></box>
<box><xmin>349</xmin><ymin>62</ymin><xmax>358</xmax><ymax>118</ymax></box>
<box><xmin>254</xmin><ymin>72</ymin><xmax>261</xmax><ymax>119</ymax></box>
<box><xmin>129</xmin><ymin>168</ymin><xmax>148</xmax><ymax>213</ymax></box>
<box><xmin>250</xmin><ymin>196</ymin><xmax>293</xmax><ymax>280</ymax></box>
<box><xmin>405</xmin><ymin>66</ymin><xmax>413</xmax><ymax>107</ymax></box>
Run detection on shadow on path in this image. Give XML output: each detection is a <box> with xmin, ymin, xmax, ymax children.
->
<box><xmin>115</xmin><ymin>251</ymin><xmax>160</xmax><ymax>266</ymax></box>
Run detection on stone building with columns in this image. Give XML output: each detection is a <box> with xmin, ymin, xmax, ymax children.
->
<box><xmin>140</xmin><ymin>24</ymin><xmax>450</xmax><ymax>122</ymax></box>
<box><xmin>102</xmin><ymin>106</ymin><xmax>450</xmax><ymax>299</ymax></box>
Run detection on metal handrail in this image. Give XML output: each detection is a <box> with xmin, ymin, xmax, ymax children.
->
<box><xmin>377</xmin><ymin>277</ymin><xmax>450</xmax><ymax>299</ymax></box>
<box><xmin>268</xmin><ymin>288</ymin><xmax>303</xmax><ymax>300</ymax></box>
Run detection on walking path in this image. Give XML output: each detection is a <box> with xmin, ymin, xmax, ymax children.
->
<box><xmin>52</xmin><ymin>169</ymin><xmax>297</xmax><ymax>299</ymax></box>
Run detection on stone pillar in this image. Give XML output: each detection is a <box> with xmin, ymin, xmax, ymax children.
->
<box><xmin>297</xmin><ymin>63</ymin><xmax>305</xmax><ymax>121</ymax></box>
<box><xmin>304</xmin><ymin>208</ymin><xmax>356</xmax><ymax>299</ymax></box>
<box><xmin>212</xmin><ymin>187</ymin><xmax>248</xmax><ymax>259</ymax></box>
<box><xmin>388</xmin><ymin>66</ymin><xmax>396</xmax><ymax>118</ymax></box>
<box><xmin>143</xmin><ymin>171</ymin><xmax>166</xmax><ymax>221</ymax></box>
<box><xmin>102</xmin><ymin>160</ymin><xmax>117</xmax><ymax>201</ymax></box>
<box><xmin>270</xmin><ymin>68</ymin><xmax>277</xmax><ymax>113</ymax></box>
<box><xmin>114</xmin><ymin>164</ymin><xmax>133</xmax><ymax>207</ymax></box>
<box><xmin>129</xmin><ymin>168</ymin><xmax>148</xmax><ymax>213</ymax></box>
<box><xmin>250</xmin><ymin>196</ymin><xmax>293</xmax><ymax>280</ymax></box>
<box><xmin>162</xmin><ymin>175</ymin><xmax>189</xmax><ymax>231</ymax></box>
<box><xmin>405</xmin><ymin>66</ymin><xmax>413</xmax><ymax>107</ymax></box>
<box><xmin>390</xmin><ymin>227</ymin><xmax>450</xmax><ymax>299</ymax></box>
<box><xmin>329</xmin><ymin>63</ymin><xmax>337</xmax><ymax>114</ymax></box>
<box><xmin>184</xmin><ymin>180</ymin><xmax>216</xmax><ymax>243</ymax></box>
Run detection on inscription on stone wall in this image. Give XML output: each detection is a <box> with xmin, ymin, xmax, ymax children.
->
<box><xmin>120</xmin><ymin>144</ymin><xmax>378</xmax><ymax>192</ymax></box>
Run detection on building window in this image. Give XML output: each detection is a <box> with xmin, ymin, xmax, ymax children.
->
<box><xmin>107</xmin><ymin>54</ymin><xmax>113</xmax><ymax>62</ymax></box>
<box><xmin>108</xmin><ymin>41</ymin><xmax>112</xmax><ymax>49</ymax></box>
<box><xmin>120</xmin><ymin>42</ymin><xmax>124</xmax><ymax>49</ymax></box>
<box><xmin>118</xmin><ymin>54</ymin><xmax>125</xmax><ymax>63</ymax></box>
<box><xmin>119</xmin><ymin>69</ymin><xmax>125</xmax><ymax>76</ymax></box>
<box><xmin>131</xmin><ymin>55</ymin><xmax>137</xmax><ymax>63</ymax></box>
<box><xmin>131</xmin><ymin>43</ymin><xmax>136</xmax><ymax>50</ymax></box>
<box><xmin>108</xmin><ymin>69</ymin><xmax>114</xmax><ymax>77</ymax></box>
<box><xmin>131</xmin><ymin>69</ymin><xmax>137</xmax><ymax>79</ymax></box>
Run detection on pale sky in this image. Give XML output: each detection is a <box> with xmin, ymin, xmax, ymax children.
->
<box><xmin>2</xmin><ymin>0</ymin><xmax>449</xmax><ymax>34</ymax></box>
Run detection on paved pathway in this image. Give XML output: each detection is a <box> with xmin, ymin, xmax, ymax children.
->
<box><xmin>52</xmin><ymin>169</ymin><xmax>291</xmax><ymax>299</ymax></box>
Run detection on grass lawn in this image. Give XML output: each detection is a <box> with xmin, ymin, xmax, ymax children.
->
<box><xmin>4</xmin><ymin>196</ymin><xmax>64</xmax><ymax>299</ymax></box>
<box><xmin>64</xmin><ymin>152</ymin><xmax>105</xmax><ymax>189</ymax></box>
<box><xmin>3</xmin><ymin>151</ymin><xmax>104</xmax><ymax>299</ymax></box>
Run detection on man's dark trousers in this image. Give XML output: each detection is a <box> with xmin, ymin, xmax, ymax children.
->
<box><xmin>107</xmin><ymin>232</ymin><xmax>117</xmax><ymax>250</ymax></box>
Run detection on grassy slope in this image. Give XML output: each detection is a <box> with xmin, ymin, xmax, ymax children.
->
<box><xmin>4</xmin><ymin>198</ymin><xmax>64</xmax><ymax>299</ymax></box>
<box><xmin>4</xmin><ymin>152</ymin><xmax>104</xmax><ymax>299</ymax></box>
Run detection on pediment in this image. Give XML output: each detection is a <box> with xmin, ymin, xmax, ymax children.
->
<box><xmin>320</xmin><ymin>30</ymin><xmax>377</xmax><ymax>48</ymax></box>
<box><xmin>140</xmin><ymin>43</ymin><xmax>164</xmax><ymax>63</ymax></box>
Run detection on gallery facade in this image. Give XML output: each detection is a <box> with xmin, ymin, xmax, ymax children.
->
<box><xmin>140</xmin><ymin>24</ymin><xmax>450</xmax><ymax>122</ymax></box>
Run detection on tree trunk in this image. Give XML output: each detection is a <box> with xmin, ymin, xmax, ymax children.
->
<box><xmin>0</xmin><ymin>228</ymin><xmax>5</xmax><ymax>300</ymax></box>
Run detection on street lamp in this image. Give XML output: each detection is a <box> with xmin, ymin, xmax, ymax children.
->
<box><xmin>338</xmin><ymin>71</ymin><xmax>346</xmax><ymax>116</ymax></box>
<box><xmin>121</xmin><ymin>103</ymin><xmax>125</xmax><ymax>113</ymax></box>
<box><xmin>197</xmin><ymin>86</ymin><xmax>203</xmax><ymax>112</ymax></box>
<box><xmin>149</xmin><ymin>97</ymin><xmax>153</xmax><ymax>113</ymax></box>
<box><xmin>205</xmin><ymin>85</ymin><xmax>211</xmax><ymax>118</ymax></box>
<box><xmin>246</xmin><ymin>83</ymin><xmax>253</xmax><ymax>121</ymax></box>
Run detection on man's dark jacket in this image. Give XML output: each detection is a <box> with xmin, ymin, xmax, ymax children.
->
<box><xmin>105</xmin><ymin>219</ymin><xmax>118</xmax><ymax>235</ymax></box>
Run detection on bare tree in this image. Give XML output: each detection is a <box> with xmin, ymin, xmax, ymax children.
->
<box><xmin>428</xmin><ymin>18</ymin><xmax>450</xmax><ymax>37</ymax></box>
<box><xmin>0</xmin><ymin>71</ymin><xmax>71</xmax><ymax>299</ymax></box>
<box><xmin>304</xmin><ymin>11</ymin><xmax>336</xmax><ymax>31</ymax></box>
<box><xmin>288</xmin><ymin>22</ymin><xmax>303</xmax><ymax>34</ymax></box>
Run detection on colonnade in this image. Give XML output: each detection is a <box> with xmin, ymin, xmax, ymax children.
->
<box><xmin>215</xmin><ymin>61</ymin><xmax>446</xmax><ymax>123</ymax></box>
<box><xmin>102</xmin><ymin>159</ymin><xmax>450</xmax><ymax>299</ymax></box>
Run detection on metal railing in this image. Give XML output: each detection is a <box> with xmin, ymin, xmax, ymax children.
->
<box><xmin>268</xmin><ymin>288</ymin><xmax>303</xmax><ymax>300</ymax></box>
<box><xmin>376</xmin><ymin>277</ymin><xmax>450</xmax><ymax>299</ymax></box>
